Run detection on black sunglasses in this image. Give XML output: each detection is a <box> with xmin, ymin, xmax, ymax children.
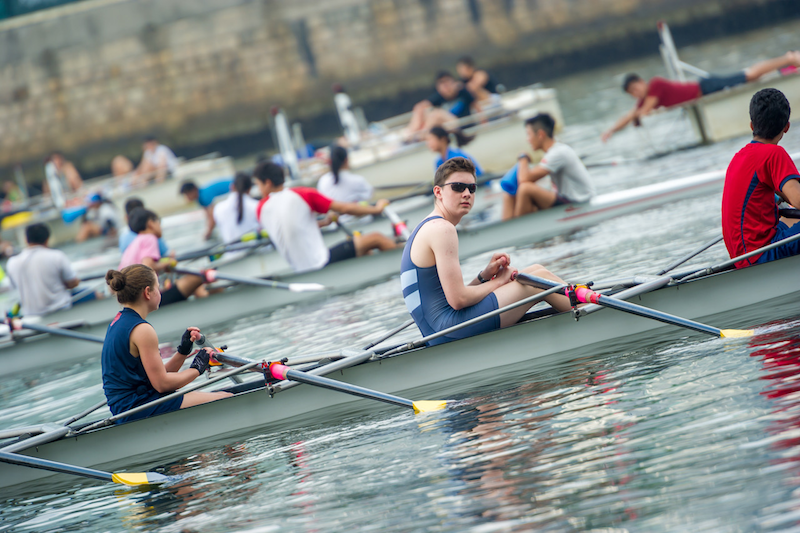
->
<box><xmin>442</xmin><ymin>182</ymin><xmax>477</xmax><ymax>194</ymax></box>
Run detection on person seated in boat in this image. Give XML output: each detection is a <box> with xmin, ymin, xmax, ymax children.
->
<box><xmin>602</xmin><ymin>51</ymin><xmax>800</xmax><ymax>142</ymax></box>
<box><xmin>76</xmin><ymin>193</ymin><xmax>120</xmax><ymax>243</ymax></box>
<box><xmin>426</xmin><ymin>126</ymin><xmax>483</xmax><ymax>177</ymax></box>
<box><xmin>102</xmin><ymin>264</ymin><xmax>231</xmax><ymax>424</ymax></box>
<box><xmin>456</xmin><ymin>56</ymin><xmax>502</xmax><ymax>105</ymax></box>
<box><xmin>401</xmin><ymin>157</ymin><xmax>572</xmax><ymax>346</ymax></box>
<box><xmin>317</xmin><ymin>146</ymin><xmax>374</xmax><ymax>225</ymax></box>
<box><xmin>253</xmin><ymin>161</ymin><xmax>396</xmax><ymax>273</ymax></box>
<box><xmin>6</xmin><ymin>223</ymin><xmax>80</xmax><ymax>317</ymax></box>
<box><xmin>120</xmin><ymin>207</ymin><xmax>207</xmax><ymax>305</ymax></box>
<box><xmin>405</xmin><ymin>71</ymin><xmax>479</xmax><ymax>141</ymax></box>
<box><xmin>722</xmin><ymin>88</ymin><xmax>800</xmax><ymax>268</ymax></box>
<box><xmin>119</xmin><ymin>198</ymin><xmax>170</xmax><ymax>256</ymax></box>
<box><xmin>213</xmin><ymin>171</ymin><xmax>261</xmax><ymax>244</ymax></box>
<box><xmin>2</xmin><ymin>181</ymin><xmax>24</xmax><ymax>204</ymax></box>
<box><xmin>135</xmin><ymin>136</ymin><xmax>178</xmax><ymax>185</ymax></box>
<box><xmin>500</xmin><ymin>113</ymin><xmax>594</xmax><ymax>220</ymax></box>
<box><xmin>111</xmin><ymin>154</ymin><xmax>135</xmax><ymax>187</ymax></box>
<box><xmin>45</xmin><ymin>152</ymin><xmax>84</xmax><ymax>194</ymax></box>
<box><xmin>180</xmin><ymin>177</ymin><xmax>234</xmax><ymax>240</ymax></box>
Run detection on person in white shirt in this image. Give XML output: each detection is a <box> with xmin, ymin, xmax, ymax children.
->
<box><xmin>76</xmin><ymin>193</ymin><xmax>120</xmax><ymax>242</ymax></box>
<box><xmin>7</xmin><ymin>223</ymin><xmax>80</xmax><ymax>316</ymax></box>
<box><xmin>213</xmin><ymin>172</ymin><xmax>260</xmax><ymax>243</ymax></box>
<box><xmin>136</xmin><ymin>136</ymin><xmax>178</xmax><ymax>185</ymax></box>
<box><xmin>500</xmin><ymin>113</ymin><xmax>595</xmax><ymax>220</ymax></box>
<box><xmin>253</xmin><ymin>162</ymin><xmax>396</xmax><ymax>273</ymax></box>
<box><xmin>317</xmin><ymin>146</ymin><xmax>375</xmax><ymax>225</ymax></box>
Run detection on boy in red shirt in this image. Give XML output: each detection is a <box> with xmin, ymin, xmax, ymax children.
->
<box><xmin>721</xmin><ymin>88</ymin><xmax>800</xmax><ymax>268</ymax></box>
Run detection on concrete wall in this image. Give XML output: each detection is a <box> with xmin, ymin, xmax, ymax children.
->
<box><xmin>0</xmin><ymin>0</ymin><xmax>797</xmax><ymax>179</ymax></box>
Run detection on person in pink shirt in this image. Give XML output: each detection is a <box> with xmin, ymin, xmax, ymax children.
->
<box><xmin>119</xmin><ymin>208</ymin><xmax>205</xmax><ymax>306</ymax></box>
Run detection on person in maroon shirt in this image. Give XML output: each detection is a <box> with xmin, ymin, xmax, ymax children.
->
<box><xmin>721</xmin><ymin>88</ymin><xmax>800</xmax><ymax>268</ymax></box>
<box><xmin>602</xmin><ymin>51</ymin><xmax>800</xmax><ymax>142</ymax></box>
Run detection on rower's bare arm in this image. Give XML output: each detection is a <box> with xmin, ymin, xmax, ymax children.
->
<box><xmin>140</xmin><ymin>256</ymin><xmax>163</xmax><ymax>273</ymax></box>
<box><xmin>431</xmin><ymin>224</ymin><xmax>504</xmax><ymax>310</ymax></box>
<box><xmin>64</xmin><ymin>278</ymin><xmax>80</xmax><ymax>290</ymax></box>
<box><xmin>602</xmin><ymin>106</ymin><xmax>639</xmax><ymax>142</ymax></box>
<box><xmin>204</xmin><ymin>206</ymin><xmax>216</xmax><ymax>240</ymax></box>
<box><xmin>466</xmin><ymin>71</ymin><xmax>489</xmax><ymax>95</ymax></box>
<box><xmin>331</xmin><ymin>198</ymin><xmax>389</xmax><ymax>217</ymax></box>
<box><xmin>637</xmin><ymin>96</ymin><xmax>658</xmax><ymax>118</ymax></box>
<box><xmin>518</xmin><ymin>162</ymin><xmax>549</xmax><ymax>184</ymax></box>
<box><xmin>781</xmin><ymin>179</ymin><xmax>800</xmax><ymax>208</ymax></box>
<box><xmin>132</xmin><ymin>324</ymin><xmax>198</xmax><ymax>393</ymax></box>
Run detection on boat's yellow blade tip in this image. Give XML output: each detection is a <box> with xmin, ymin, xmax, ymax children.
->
<box><xmin>720</xmin><ymin>329</ymin><xmax>755</xmax><ymax>338</ymax></box>
<box><xmin>412</xmin><ymin>401</ymin><xmax>448</xmax><ymax>414</ymax></box>
<box><xmin>112</xmin><ymin>472</ymin><xmax>170</xmax><ymax>486</ymax></box>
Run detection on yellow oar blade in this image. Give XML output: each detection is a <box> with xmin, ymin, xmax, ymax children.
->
<box><xmin>412</xmin><ymin>401</ymin><xmax>448</xmax><ymax>414</ymax></box>
<box><xmin>720</xmin><ymin>329</ymin><xmax>755</xmax><ymax>338</ymax></box>
<box><xmin>112</xmin><ymin>472</ymin><xmax>171</xmax><ymax>486</ymax></box>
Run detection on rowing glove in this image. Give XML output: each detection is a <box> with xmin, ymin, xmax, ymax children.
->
<box><xmin>177</xmin><ymin>329</ymin><xmax>194</xmax><ymax>356</ymax></box>
<box><xmin>190</xmin><ymin>348</ymin><xmax>211</xmax><ymax>375</ymax></box>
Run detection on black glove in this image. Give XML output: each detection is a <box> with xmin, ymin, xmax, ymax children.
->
<box><xmin>189</xmin><ymin>348</ymin><xmax>211</xmax><ymax>375</ymax></box>
<box><xmin>177</xmin><ymin>329</ymin><xmax>194</xmax><ymax>356</ymax></box>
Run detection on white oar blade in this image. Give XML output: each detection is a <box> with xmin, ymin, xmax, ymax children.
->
<box><xmin>288</xmin><ymin>283</ymin><xmax>328</xmax><ymax>292</ymax></box>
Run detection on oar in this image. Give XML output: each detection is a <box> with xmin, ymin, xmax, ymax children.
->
<box><xmin>657</xmin><ymin>235</ymin><xmax>723</xmax><ymax>275</ymax></box>
<box><xmin>11</xmin><ymin>320</ymin><xmax>104</xmax><ymax>343</ymax></box>
<box><xmin>514</xmin><ymin>273</ymin><xmax>752</xmax><ymax>338</ymax></box>
<box><xmin>266</xmin><ymin>362</ymin><xmax>446</xmax><ymax>414</ymax></box>
<box><xmin>174</xmin><ymin>268</ymin><xmax>328</xmax><ymax>292</ymax></box>
<box><xmin>383</xmin><ymin>206</ymin><xmax>411</xmax><ymax>241</ymax></box>
<box><xmin>176</xmin><ymin>230</ymin><xmax>272</xmax><ymax>262</ymax></box>
<box><xmin>0</xmin><ymin>450</ymin><xmax>172</xmax><ymax>486</ymax></box>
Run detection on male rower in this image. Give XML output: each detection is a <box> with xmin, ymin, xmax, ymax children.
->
<box><xmin>721</xmin><ymin>88</ymin><xmax>800</xmax><ymax>268</ymax></box>
<box><xmin>401</xmin><ymin>157</ymin><xmax>572</xmax><ymax>345</ymax></box>
<box><xmin>252</xmin><ymin>162</ymin><xmax>396</xmax><ymax>273</ymax></box>
<box><xmin>404</xmin><ymin>71</ymin><xmax>478</xmax><ymax>141</ymax></box>
<box><xmin>6</xmin><ymin>223</ymin><xmax>80</xmax><ymax>316</ymax></box>
<box><xmin>456</xmin><ymin>56</ymin><xmax>502</xmax><ymax>104</ymax></box>
<box><xmin>119</xmin><ymin>198</ymin><xmax>170</xmax><ymax>256</ymax></box>
<box><xmin>602</xmin><ymin>51</ymin><xmax>800</xmax><ymax>142</ymax></box>
<box><xmin>135</xmin><ymin>136</ymin><xmax>178</xmax><ymax>184</ymax></box>
<box><xmin>180</xmin><ymin>177</ymin><xmax>234</xmax><ymax>240</ymax></box>
<box><xmin>500</xmin><ymin>113</ymin><xmax>594</xmax><ymax>220</ymax></box>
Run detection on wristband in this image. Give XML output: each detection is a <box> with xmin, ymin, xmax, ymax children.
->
<box><xmin>477</xmin><ymin>271</ymin><xmax>489</xmax><ymax>283</ymax></box>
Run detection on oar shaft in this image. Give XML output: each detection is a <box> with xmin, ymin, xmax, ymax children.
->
<box><xmin>17</xmin><ymin>322</ymin><xmax>104</xmax><ymax>344</ymax></box>
<box><xmin>269</xmin><ymin>363</ymin><xmax>414</xmax><ymax>410</ymax></box>
<box><xmin>176</xmin><ymin>268</ymin><xmax>287</xmax><ymax>290</ymax></box>
<box><xmin>657</xmin><ymin>235</ymin><xmax>723</xmax><ymax>275</ymax></box>
<box><xmin>0</xmin><ymin>450</ymin><xmax>112</xmax><ymax>482</ymax></box>
<box><xmin>383</xmin><ymin>206</ymin><xmax>411</xmax><ymax>240</ymax></box>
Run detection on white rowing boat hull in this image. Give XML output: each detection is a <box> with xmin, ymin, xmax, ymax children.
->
<box><xmin>1</xmin><ymin>252</ymin><xmax>798</xmax><ymax>492</ymax></box>
<box><xmin>0</xmin><ymin>169</ymin><xmax>727</xmax><ymax>377</ymax></box>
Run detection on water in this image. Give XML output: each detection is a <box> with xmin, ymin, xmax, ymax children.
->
<box><xmin>2</xmin><ymin>20</ymin><xmax>800</xmax><ymax>531</ymax></box>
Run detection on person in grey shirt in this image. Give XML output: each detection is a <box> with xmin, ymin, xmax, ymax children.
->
<box><xmin>6</xmin><ymin>223</ymin><xmax>79</xmax><ymax>316</ymax></box>
<box><xmin>501</xmin><ymin>113</ymin><xmax>595</xmax><ymax>220</ymax></box>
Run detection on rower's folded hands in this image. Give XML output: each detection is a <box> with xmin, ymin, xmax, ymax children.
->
<box><xmin>483</xmin><ymin>253</ymin><xmax>511</xmax><ymax>278</ymax></box>
<box><xmin>375</xmin><ymin>199</ymin><xmax>390</xmax><ymax>212</ymax></box>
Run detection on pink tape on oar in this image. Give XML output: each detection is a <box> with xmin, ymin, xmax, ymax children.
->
<box><xmin>269</xmin><ymin>362</ymin><xmax>290</xmax><ymax>380</ymax></box>
<box><xmin>203</xmin><ymin>269</ymin><xmax>218</xmax><ymax>283</ymax></box>
<box><xmin>563</xmin><ymin>286</ymin><xmax>601</xmax><ymax>305</ymax></box>
<box><xmin>393</xmin><ymin>222</ymin><xmax>408</xmax><ymax>237</ymax></box>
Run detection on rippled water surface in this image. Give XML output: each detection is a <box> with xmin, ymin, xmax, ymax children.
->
<box><xmin>2</xmin><ymin>20</ymin><xmax>800</xmax><ymax>532</ymax></box>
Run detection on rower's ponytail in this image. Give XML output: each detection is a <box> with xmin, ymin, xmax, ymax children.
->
<box><xmin>106</xmin><ymin>264</ymin><xmax>157</xmax><ymax>304</ymax></box>
<box><xmin>330</xmin><ymin>145</ymin><xmax>348</xmax><ymax>185</ymax></box>
<box><xmin>233</xmin><ymin>171</ymin><xmax>252</xmax><ymax>224</ymax></box>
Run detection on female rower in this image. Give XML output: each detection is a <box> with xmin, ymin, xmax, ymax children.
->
<box><xmin>212</xmin><ymin>171</ymin><xmax>260</xmax><ymax>243</ymax></box>
<box><xmin>317</xmin><ymin>146</ymin><xmax>374</xmax><ymax>204</ymax></box>
<box><xmin>400</xmin><ymin>157</ymin><xmax>572</xmax><ymax>345</ymax></box>
<box><xmin>426</xmin><ymin>126</ymin><xmax>483</xmax><ymax>177</ymax></box>
<box><xmin>102</xmin><ymin>265</ymin><xmax>231</xmax><ymax>424</ymax></box>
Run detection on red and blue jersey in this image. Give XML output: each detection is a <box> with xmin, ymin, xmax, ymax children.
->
<box><xmin>721</xmin><ymin>141</ymin><xmax>800</xmax><ymax>268</ymax></box>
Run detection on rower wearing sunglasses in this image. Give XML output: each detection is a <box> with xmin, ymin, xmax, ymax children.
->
<box><xmin>400</xmin><ymin>157</ymin><xmax>573</xmax><ymax>345</ymax></box>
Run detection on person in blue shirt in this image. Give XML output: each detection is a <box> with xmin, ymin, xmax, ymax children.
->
<box><xmin>119</xmin><ymin>197</ymin><xmax>170</xmax><ymax>256</ymax></box>
<box><xmin>180</xmin><ymin>178</ymin><xmax>234</xmax><ymax>240</ymax></box>
<box><xmin>427</xmin><ymin>126</ymin><xmax>483</xmax><ymax>177</ymax></box>
<box><xmin>405</xmin><ymin>71</ymin><xmax>480</xmax><ymax>141</ymax></box>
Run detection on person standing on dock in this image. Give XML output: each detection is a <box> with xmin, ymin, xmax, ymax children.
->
<box><xmin>602</xmin><ymin>51</ymin><xmax>800</xmax><ymax>142</ymax></box>
<box><xmin>6</xmin><ymin>223</ymin><xmax>80</xmax><ymax>317</ymax></box>
<box><xmin>180</xmin><ymin>177</ymin><xmax>234</xmax><ymax>240</ymax></box>
<box><xmin>102</xmin><ymin>264</ymin><xmax>230</xmax><ymax>424</ymax></box>
<box><xmin>426</xmin><ymin>126</ymin><xmax>483</xmax><ymax>177</ymax></box>
<box><xmin>400</xmin><ymin>157</ymin><xmax>572</xmax><ymax>346</ymax></box>
<box><xmin>722</xmin><ymin>88</ymin><xmax>800</xmax><ymax>268</ymax></box>
<box><xmin>500</xmin><ymin>114</ymin><xmax>594</xmax><ymax>220</ymax></box>
<box><xmin>212</xmin><ymin>172</ymin><xmax>261</xmax><ymax>244</ymax></box>
<box><xmin>253</xmin><ymin>161</ymin><xmax>397</xmax><ymax>273</ymax></box>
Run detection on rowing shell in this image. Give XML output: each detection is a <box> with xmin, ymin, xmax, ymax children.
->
<box><xmin>1</xmin><ymin>251</ymin><xmax>797</xmax><ymax>491</ymax></box>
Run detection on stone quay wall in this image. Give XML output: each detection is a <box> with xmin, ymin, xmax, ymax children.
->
<box><xmin>0</xmin><ymin>0</ymin><xmax>797</xmax><ymax>178</ymax></box>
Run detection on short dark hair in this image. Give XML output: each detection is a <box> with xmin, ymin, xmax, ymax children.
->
<box><xmin>25</xmin><ymin>223</ymin><xmax>50</xmax><ymax>245</ymax></box>
<box><xmin>750</xmin><ymin>88</ymin><xmax>791</xmax><ymax>139</ymax></box>
<box><xmin>435</xmin><ymin>70</ymin><xmax>454</xmax><ymax>83</ymax></box>
<box><xmin>253</xmin><ymin>161</ymin><xmax>285</xmax><ymax>187</ymax></box>
<box><xmin>622</xmin><ymin>73</ymin><xmax>643</xmax><ymax>92</ymax></box>
<box><xmin>124</xmin><ymin>197</ymin><xmax>144</xmax><ymax>215</ymax></box>
<box><xmin>525</xmin><ymin>113</ymin><xmax>556</xmax><ymax>138</ymax></box>
<box><xmin>128</xmin><ymin>207</ymin><xmax>158</xmax><ymax>234</ymax></box>
<box><xmin>434</xmin><ymin>157</ymin><xmax>475</xmax><ymax>187</ymax></box>
<box><xmin>179</xmin><ymin>181</ymin><xmax>198</xmax><ymax>195</ymax></box>
<box><xmin>456</xmin><ymin>56</ymin><xmax>474</xmax><ymax>67</ymax></box>
<box><xmin>143</xmin><ymin>135</ymin><xmax>157</xmax><ymax>142</ymax></box>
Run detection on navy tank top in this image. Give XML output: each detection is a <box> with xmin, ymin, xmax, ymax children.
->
<box><xmin>400</xmin><ymin>217</ymin><xmax>499</xmax><ymax>346</ymax></box>
<box><xmin>101</xmin><ymin>307</ymin><xmax>182</xmax><ymax>423</ymax></box>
